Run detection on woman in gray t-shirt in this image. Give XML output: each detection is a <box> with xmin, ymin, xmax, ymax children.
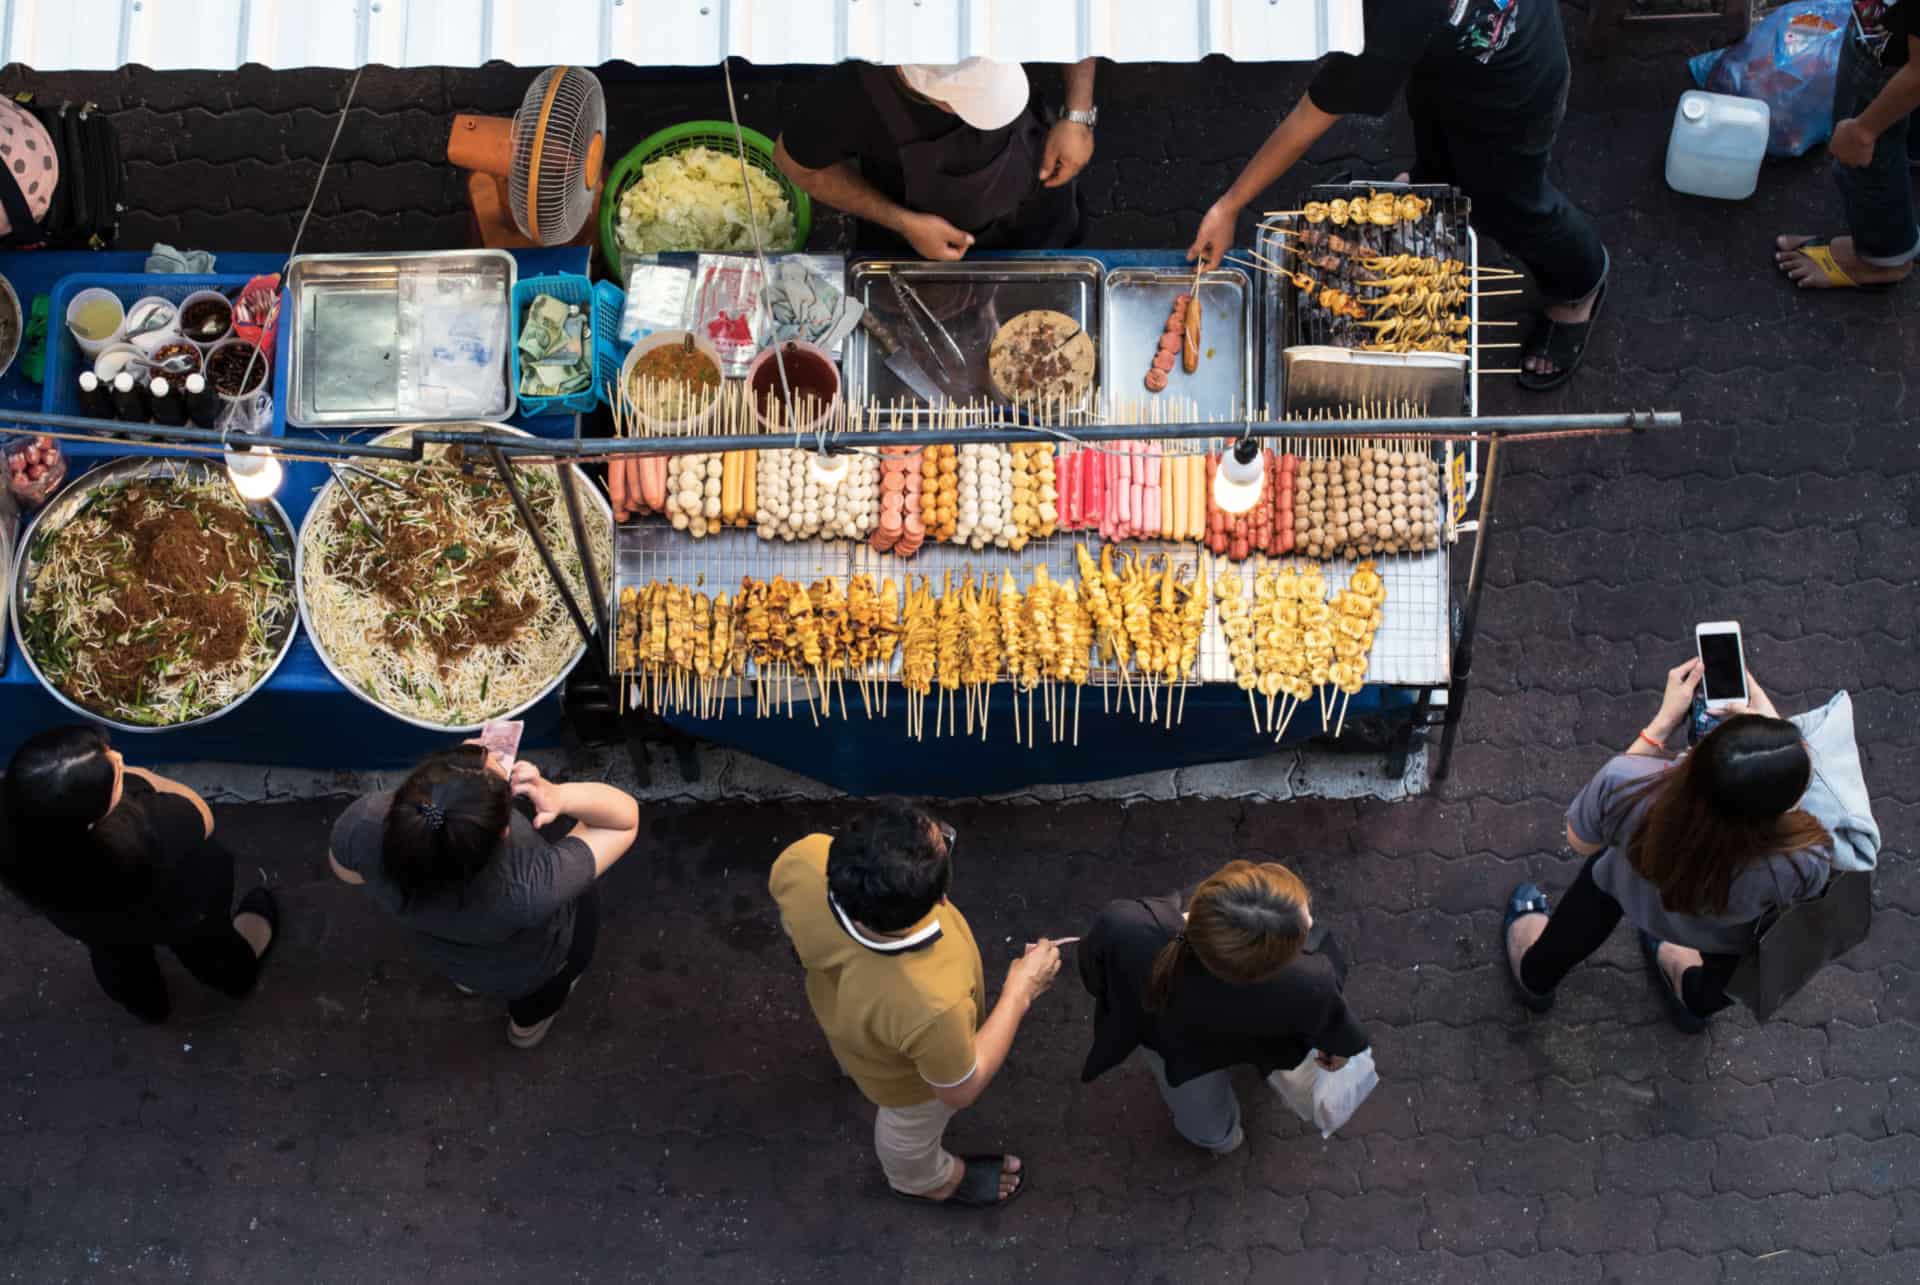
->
<box><xmin>328</xmin><ymin>743</ymin><xmax>640</xmax><ymax>1049</ymax></box>
<box><xmin>1502</xmin><ymin>660</ymin><xmax>1831</xmax><ymax>1032</ymax></box>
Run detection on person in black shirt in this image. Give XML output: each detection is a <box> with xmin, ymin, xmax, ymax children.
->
<box><xmin>1078</xmin><ymin>861</ymin><xmax>1369</xmax><ymax>1155</ymax></box>
<box><xmin>1776</xmin><ymin>4</ymin><xmax>1920</xmax><ymax>288</ymax></box>
<box><xmin>1187</xmin><ymin>0</ymin><xmax>1607</xmax><ymax>391</ymax></box>
<box><xmin>0</xmin><ymin>725</ymin><xmax>276</xmax><ymax>1023</ymax></box>
<box><xmin>775</xmin><ymin>57</ymin><xmax>1098</xmax><ymax>259</ymax></box>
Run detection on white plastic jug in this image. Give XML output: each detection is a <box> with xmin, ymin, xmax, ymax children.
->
<box><xmin>1666</xmin><ymin>90</ymin><xmax>1770</xmax><ymax>200</ymax></box>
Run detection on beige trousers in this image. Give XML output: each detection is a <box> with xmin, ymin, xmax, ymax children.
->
<box><xmin>873</xmin><ymin>1098</ymin><xmax>961</xmax><ymax>1195</ymax></box>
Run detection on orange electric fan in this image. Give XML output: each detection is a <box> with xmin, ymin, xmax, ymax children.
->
<box><xmin>448</xmin><ymin>66</ymin><xmax>607</xmax><ymax>248</ymax></box>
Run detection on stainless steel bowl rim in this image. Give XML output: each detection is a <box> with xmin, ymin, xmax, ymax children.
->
<box><xmin>294</xmin><ymin>423</ymin><xmax>612</xmax><ymax>733</ymax></box>
<box><xmin>8</xmin><ymin>456</ymin><xmax>302</xmax><ymax>734</ymax></box>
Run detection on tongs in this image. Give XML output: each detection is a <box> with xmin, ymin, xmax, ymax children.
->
<box><xmin>889</xmin><ymin>275</ymin><xmax>966</xmax><ymax>383</ymax></box>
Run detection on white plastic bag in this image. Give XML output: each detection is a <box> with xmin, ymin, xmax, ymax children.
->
<box><xmin>1266</xmin><ymin>1050</ymin><xmax>1379</xmax><ymax>1138</ymax></box>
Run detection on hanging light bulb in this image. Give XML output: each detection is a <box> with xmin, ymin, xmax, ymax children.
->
<box><xmin>1212</xmin><ymin>436</ymin><xmax>1265</xmax><ymax>515</ymax></box>
<box><xmin>809</xmin><ymin>449</ymin><xmax>848</xmax><ymax>486</ymax></box>
<box><xmin>225</xmin><ymin>442</ymin><xmax>284</xmax><ymax>501</ymax></box>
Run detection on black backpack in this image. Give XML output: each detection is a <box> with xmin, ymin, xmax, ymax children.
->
<box><xmin>0</xmin><ymin>97</ymin><xmax>122</xmax><ymax>249</ymax></box>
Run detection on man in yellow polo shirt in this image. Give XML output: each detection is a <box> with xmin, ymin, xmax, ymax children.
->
<box><xmin>769</xmin><ymin>802</ymin><xmax>1062</xmax><ymax>1207</ymax></box>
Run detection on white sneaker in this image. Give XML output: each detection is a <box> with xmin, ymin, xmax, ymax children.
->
<box><xmin>1206</xmin><ymin>1125</ymin><xmax>1246</xmax><ymax>1157</ymax></box>
<box><xmin>507</xmin><ymin>1013</ymin><xmax>558</xmax><ymax>1049</ymax></box>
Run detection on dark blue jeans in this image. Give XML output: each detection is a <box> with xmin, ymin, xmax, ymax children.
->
<box><xmin>1834</xmin><ymin>31</ymin><xmax>1920</xmax><ymax>265</ymax></box>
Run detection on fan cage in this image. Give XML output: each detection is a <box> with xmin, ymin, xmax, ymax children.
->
<box><xmin>508</xmin><ymin>67</ymin><xmax>606</xmax><ymax>244</ymax></box>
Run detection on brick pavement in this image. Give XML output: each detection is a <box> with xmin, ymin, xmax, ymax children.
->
<box><xmin>4</xmin><ymin>19</ymin><xmax>1920</xmax><ymax>1285</ymax></box>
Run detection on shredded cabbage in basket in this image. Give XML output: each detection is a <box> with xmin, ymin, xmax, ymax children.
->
<box><xmin>615</xmin><ymin>145</ymin><xmax>795</xmax><ymax>254</ymax></box>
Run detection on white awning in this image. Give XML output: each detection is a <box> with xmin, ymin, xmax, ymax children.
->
<box><xmin>2</xmin><ymin>0</ymin><xmax>1362</xmax><ymax>71</ymax></box>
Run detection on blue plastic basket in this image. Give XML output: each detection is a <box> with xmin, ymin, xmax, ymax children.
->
<box><xmin>43</xmin><ymin>272</ymin><xmax>271</xmax><ymax>459</ymax></box>
<box><xmin>511</xmin><ymin>274</ymin><xmax>599</xmax><ymax>417</ymax></box>
<box><xmin>592</xmin><ymin>279</ymin><xmax>629</xmax><ymax>408</ymax></box>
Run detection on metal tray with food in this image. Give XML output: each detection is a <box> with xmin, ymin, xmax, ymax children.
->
<box><xmin>845</xmin><ymin>257</ymin><xmax>1103</xmax><ymax>412</ymax></box>
<box><xmin>10</xmin><ymin>457</ymin><xmax>300</xmax><ymax>732</ymax></box>
<box><xmin>1102</xmin><ymin>266</ymin><xmax>1254</xmax><ymax>419</ymax></box>
<box><xmin>296</xmin><ymin>424</ymin><xmax>612</xmax><ymax>733</ymax></box>
<box><xmin>286</xmin><ymin>250</ymin><xmax>518</xmax><ymax>428</ymax></box>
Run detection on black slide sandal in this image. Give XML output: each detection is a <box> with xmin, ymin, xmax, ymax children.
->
<box><xmin>892</xmin><ymin>1155</ymin><xmax>1025</xmax><ymax>1210</ymax></box>
<box><xmin>1503</xmin><ymin>884</ymin><xmax>1555</xmax><ymax>1014</ymax></box>
<box><xmin>235</xmin><ymin>887</ymin><xmax>280</xmax><ymax>969</ymax></box>
<box><xmin>1518</xmin><ymin>261</ymin><xmax>1609</xmax><ymax>393</ymax></box>
<box><xmin>1639</xmin><ymin>931</ymin><xmax>1708</xmax><ymax>1035</ymax></box>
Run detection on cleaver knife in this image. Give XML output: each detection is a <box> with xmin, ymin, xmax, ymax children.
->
<box><xmin>859</xmin><ymin>310</ymin><xmax>947</xmax><ymax>405</ymax></box>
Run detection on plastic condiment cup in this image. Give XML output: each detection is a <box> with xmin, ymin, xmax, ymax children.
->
<box><xmin>748</xmin><ymin>340</ymin><xmax>841</xmax><ymax>436</ymax></box>
<box><xmin>623</xmin><ymin>330</ymin><xmax>726</xmax><ymax>433</ymax></box>
<box><xmin>65</xmin><ymin>287</ymin><xmax>126</xmax><ymax>356</ymax></box>
<box><xmin>177</xmin><ymin>288</ymin><xmax>235</xmax><ymax>349</ymax></box>
<box><xmin>91</xmin><ymin>343</ymin><xmax>145</xmax><ymax>384</ymax></box>
<box><xmin>123</xmin><ymin>295</ymin><xmax>180</xmax><ymax>343</ymax></box>
<box><xmin>206</xmin><ymin>337</ymin><xmax>271</xmax><ymax>401</ymax></box>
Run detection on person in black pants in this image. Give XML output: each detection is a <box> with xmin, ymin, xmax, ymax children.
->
<box><xmin>0</xmin><ymin>726</ymin><xmax>277</xmax><ymax>1023</ymax></box>
<box><xmin>328</xmin><ymin>743</ymin><xmax>639</xmax><ymax>1049</ymax></box>
<box><xmin>1187</xmin><ymin>0</ymin><xmax>1608</xmax><ymax>390</ymax></box>
<box><xmin>1078</xmin><ymin>860</ymin><xmax>1370</xmax><ymax>1154</ymax></box>
<box><xmin>1503</xmin><ymin>661</ymin><xmax>1834</xmax><ymax>1032</ymax></box>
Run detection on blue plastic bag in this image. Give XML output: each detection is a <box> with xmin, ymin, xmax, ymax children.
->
<box><xmin>1688</xmin><ymin>0</ymin><xmax>1853</xmax><ymax>157</ymax></box>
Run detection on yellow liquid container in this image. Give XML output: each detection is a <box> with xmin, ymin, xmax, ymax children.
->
<box><xmin>72</xmin><ymin>296</ymin><xmax>123</xmax><ymax>339</ymax></box>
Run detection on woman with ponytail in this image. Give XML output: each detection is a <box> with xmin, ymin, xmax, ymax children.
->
<box><xmin>1078</xmin><ymin>860</ymin><xmax>1369</xmax><ymax>1155</ymax></box>
<box><xmin>1</xmin><ymin>725</ymin><xmax>276</xmax><ymax>1023</ymax></box>
<box><xmin>1504</xmin><ymin>661</ymin><xmax>1834</xmax><ymax>1032</ymax></box>
<box><xmin>328</xmin><ymin>743</ymin><xmax>639</xmax><ymax>1049</ymax></box>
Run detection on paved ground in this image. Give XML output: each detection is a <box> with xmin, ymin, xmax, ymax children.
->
<box><xmin>4</xmin><ymin>15</ymin><xmax>1919</xmax><ymax>1284</ymax></box>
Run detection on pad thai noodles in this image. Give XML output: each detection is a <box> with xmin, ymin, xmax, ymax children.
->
<box><xmin>300</xmin><ymin>437</ymin><xmax>612</xmax><ymax>728</ymax></box>
<box><xmin>20</xmin><ymin>472</ymin><xmax>294</xmax><ymax>727</ymax></box>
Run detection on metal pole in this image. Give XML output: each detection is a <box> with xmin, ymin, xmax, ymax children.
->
<box><xmin>485</xmin><ymin>444</ymin><xmax>608</xmax><ymax>684</ymax></box>
<box><xmin>554</xmin><ymin>459</ymin><xmax>610</xmax><ymax>643</ymax></box>
<box><xmin>1433</xmin><ymin>434</ymin><xmax>1503</xmax><ymax>782</ymax></box>
<box><xmin>416</xmin><ymin>410</ymin><xmax>1682</xmax><ymax>459</ymax></box>
<box><xmin>0</xmin><ymin>408</ymin><xmax>417</xmax><ymax>460</ymax></box>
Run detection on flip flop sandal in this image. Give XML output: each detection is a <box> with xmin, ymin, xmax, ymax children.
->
<box><xmin>1517</xmin><ymin>274</ymin><xmax>1608</xmax><ymax>393</ymax></box>
<box><xmin>235</xmin><ymin>886</ymin><xmax>280</xmax><ymax>971</ymax></box>
<box><xmin>1502</xmin><ymin>883</ymin><xmax>1555</xmax><ymax>1014</ymax></box>
<box><xmin>892</xmin><ymin>1154</ymin><xmax>1026</xmax><ymax>1210</ymax></box>
<box><xmin>1775</xmin><ymin>238</ymin><xmax>1898</xmax><ymax>292</ymax></box>
<box><xmin>1638</xmin><ymin>931</ymin><xmax>1709</xmax><ymax>1035</ymax></box>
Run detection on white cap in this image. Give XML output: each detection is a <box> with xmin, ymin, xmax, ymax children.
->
<box><xmin>897</xmin><ymin>59</ymin><xmax>1030</xmax><ymax>131</ymax></box>
<box><xmin>1681</xmin><ymin>95</ymin><xmax>1707</xmax><ymax>122</ymax></box>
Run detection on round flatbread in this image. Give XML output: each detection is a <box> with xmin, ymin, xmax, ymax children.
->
<box><xmin>989</xmin><ymin>309</ymin><xmax>1095</xmax><ymax>407</ymax></box>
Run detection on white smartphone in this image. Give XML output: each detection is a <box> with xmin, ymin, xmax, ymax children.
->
<box><xmin>1695</xmin><ymin>621</ymin><xmax>1748</xmax><ymax>710</ymax></box>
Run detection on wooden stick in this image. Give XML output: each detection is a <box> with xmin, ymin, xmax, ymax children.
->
<box><xmin>1335</xmin><ymin>690</ymin><xmax>1351</xmax><ymax>739</ymax></box>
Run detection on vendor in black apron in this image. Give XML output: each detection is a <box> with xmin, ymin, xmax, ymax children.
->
<box><xmin>775</xmin><ymin>57</ymin><xmax>1097</xmax><ymax>259</ymax></box>
<box><xmin>1185</xmin><ymin>0</ymin><xmax>1608</xmax><ymax>392</ymax></box>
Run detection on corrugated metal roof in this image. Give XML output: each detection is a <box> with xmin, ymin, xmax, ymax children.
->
<box><xmin>1</xmin><ymin>1</ymin><xmax>1362</xmax><ymax>71</ymax></box>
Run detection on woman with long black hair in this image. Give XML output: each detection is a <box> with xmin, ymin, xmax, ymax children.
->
<box><xmin>1505</xmin><ymin>661</ymin><xmax>1833</xmax><ymax>1031</ymax></box>
<box><xmin>328</xmin><ymin>743</ymin><xmax>639</xmax><ymax>1049</ymax></box>
<box><xmin>1078</xmin><ymin>861</ymin><xmax>1369</xmax><ymax>1155</ymax></box>
<box><xmin>0</xmin><ymin>725</ymin><xmax>277</xmax><ymax>1023</ymax></box>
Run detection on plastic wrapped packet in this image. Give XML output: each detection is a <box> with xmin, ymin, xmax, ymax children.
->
<box><xmin>4</xmin><ymin>434</ymin><xmax>67</xmax><ymax>509</ymax></box>
<box><xmin>619</xmin><ymin>262</ymin><xmax>693</xmax><ymax>346</ymax></box>
<box><xmin>765</xmin><ymin>255</ymin><xmax>861</xmax><ymax>355</ymax></box>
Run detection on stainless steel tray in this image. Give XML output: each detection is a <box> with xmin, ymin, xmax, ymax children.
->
<box><xmin>1102</xmin><ymin>266</ymin><xmax>1253</xmax><ymax>418</ymax></box>
<box><xmin>845</xmin><ymin>256</ymin><xmax>1103</xmax><ymax>411</ymax></box>
<box><xmin>286</xmin><ymin>250</ymin><xmax>518</xmax><ymax>428</ymax></box>
<box><xmin>10</xmin><ymin>457</ymin><xmax>300</xmax><ymax>733</ymax></box>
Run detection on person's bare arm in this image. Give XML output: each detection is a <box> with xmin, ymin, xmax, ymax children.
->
<box><xmin>1038</xmin><ymin>59</ymin><xmax>1099</xmax><ymax>187</ymax></box>
<box><xmin>122</xmin><ymin>765</ymin><xmax>213</xmax><ymax>838</ymax></box>
<box><xmin>1834</xmin><ymin>37</ymin><xmax>1920</xmax><ymax>165</ymax></box>
<box><xmin>511</xmin><ymin>765</ymin><xmax>640</xmax><ymax>875</ymax></box>
<box><xmin>929</xmin><ymin>939</ymin><xmax>1061</xmax><ymax>1110</ymax></box>
<box><xmin>1565</xmin><ymin>821</ymin><xmax>1604</xmax><ymax>858</ymax></box>
<box><xmin>1187</xmin><ymin>92</ymin><xmax>1343</xmax><ymax>271</ymax></box>
<box><xmin>774</xmin><ymin>136</ymin><xmax>974</xmax><ymax>260</ymax></box>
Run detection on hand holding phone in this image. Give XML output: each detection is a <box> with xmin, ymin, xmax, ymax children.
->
<box><xmin>1695</xmin><ymin>622</ymin><xmax>1748</xmax><ymax>711</ymax></box>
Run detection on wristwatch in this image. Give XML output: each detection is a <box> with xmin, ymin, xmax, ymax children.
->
<box><xmin>1061</xmin><ymin>107</ymin><xmax>1098</xmax><ymax>129</ymax></box>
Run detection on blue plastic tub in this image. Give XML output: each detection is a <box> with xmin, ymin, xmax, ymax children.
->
<box><xmin>511</xmin><ymin>274</ymin><xmax>599</xmax><ymax>418</ymax></box>
<box><xmin>43</xmin><ymin>272</ymin><xmax>272</xmax><ymax>459</ymax></box>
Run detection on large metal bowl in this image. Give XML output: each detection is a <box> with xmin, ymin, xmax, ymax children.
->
<box><xmin>295</xmin><ymin>423</ymin><xmax>612</xmax><ymax>734</ymax></box>
<box><xmin>9</xmin><ymin>456</ymin><xmax>301</xmax><ymax>734</ymax></box>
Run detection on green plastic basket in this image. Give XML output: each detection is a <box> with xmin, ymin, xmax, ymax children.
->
<box><xmin>598</xmin><ymin>121</ymin><xmax>812</xmax><ymax>281</ymax></box>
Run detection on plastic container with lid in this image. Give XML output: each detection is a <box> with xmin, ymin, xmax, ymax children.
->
<box><xmin>1666</xmin><ymin>90</ymin><xmax>1770</xmax><ymax>200</ymax></box>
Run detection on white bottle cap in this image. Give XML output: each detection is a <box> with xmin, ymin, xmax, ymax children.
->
<box><xmin>78</xmin><ymin>371</ymin><xmax>99</xmax><ymax>390</ymax></box>
<box><xmin>185</xmin><ymin>373</ymin><xmax>208</xmax><ymax>395</ymax></box>
<box><xmin>1682</xmin><ymin>96</ymin><xmax>1707</xmax><ymax>123</ymax></box>
<box><xmin>151</xmin><ymin>377</ymin><xmax>172</xmax><ymax>397</ymax></box>
<box><xmin>114</xmin><ymin>372</ymin><xmax>136</xmax><ymax>393</ymax></box>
